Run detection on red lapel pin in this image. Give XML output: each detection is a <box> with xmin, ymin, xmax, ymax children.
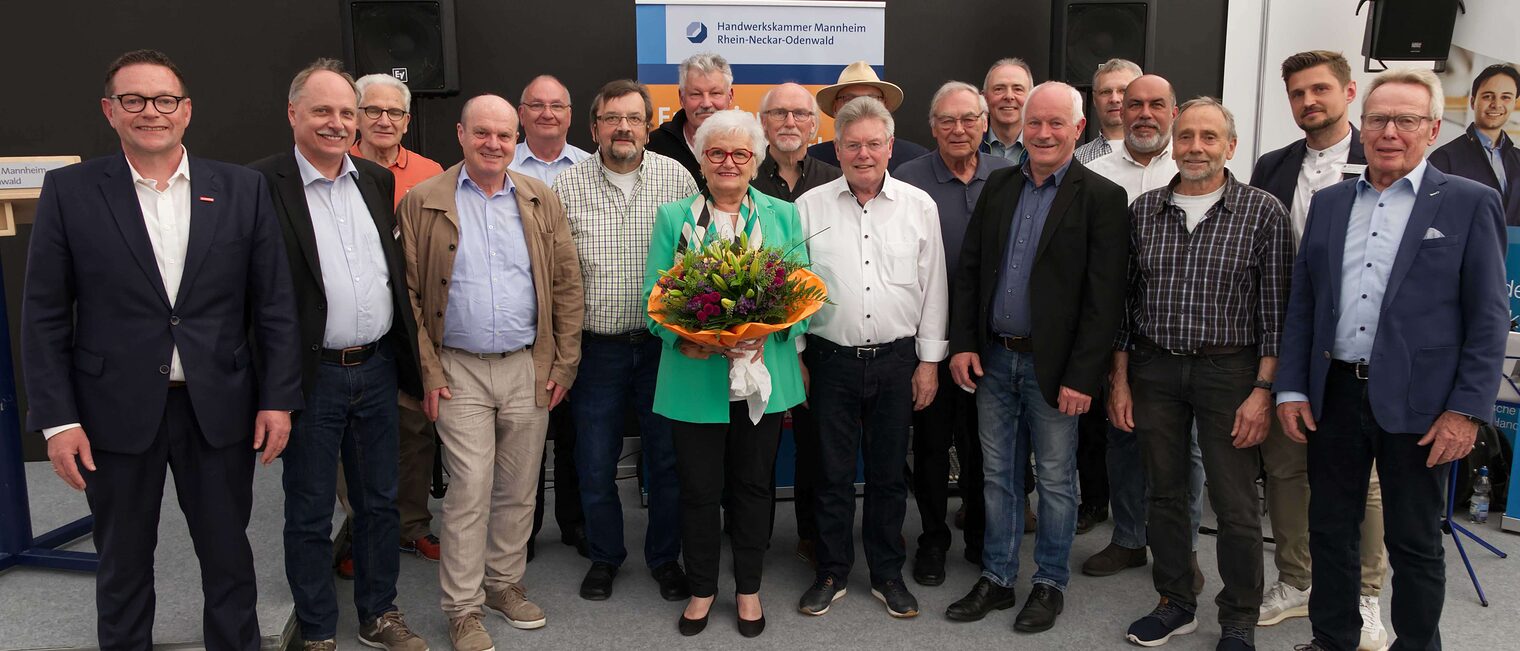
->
<box><xmin>198</xmin><ymin>196</ymin><xmax>215</xmax><ymax>203</ymax></box>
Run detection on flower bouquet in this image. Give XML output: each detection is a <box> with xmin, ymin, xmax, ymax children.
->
<box><xmin>648</xmin><ymin>228</ymin><xmax>828</xmax><ymax>422</ymax></box>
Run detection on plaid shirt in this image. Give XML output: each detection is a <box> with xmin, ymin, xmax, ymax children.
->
<box><xmin>1116</xmin><ymin>171</ymin><xmax>1292</xmax><ymax>357</ymax></box>
<box><xmin>1074</xmin><ymin>137</ymin><xmax>1113</xmax><ymax>164</ymax></box>
<box><xmin>553</xmin><ymin>151</ymin><xmax>698</xmax><ymax>334</ymax></box>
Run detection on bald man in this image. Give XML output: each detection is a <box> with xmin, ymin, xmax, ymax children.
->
<box><xmin>512</xmin><ymin>75</ymin><xmax>591</xmax><ymax>186</ymax></box>
<box><xmin>397</xmin><ymin>94</ymin><xmax>583</xmax><ymax>649</ymax></box>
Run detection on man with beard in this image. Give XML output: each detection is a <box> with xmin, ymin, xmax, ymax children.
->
<box><xmin>806</xmin><ymin>61</ymin><xmax>931</xmax><ymax>171</ymax></box>
<box><xmin>894</xmin><ymin>81</ymin><xmax>1012</xmax><ymax>586</ymax></box>
<box><xmin>551</xmin><ymin>79</ymin><xmax>697</xmax><ymax>603</ymax></box>
<box><xmin>647</xmin><ymin>53</ymin><xmax>732</xmax><ymax>191</ymax></box>
<box><xmin>513</xmin><ymin>75</ymin><xmax>591</xmax><ymax>186</ymax></box>
<box><xmin>981</xmin><ymin>58</ymin><xmax>1035</xmax><ymax>165</ymax></box>
<box><xmin>1429</xmin><ymin>63</ymin><xmax>1520</xmax><ymax>226</ymax></box>
<box><xmin>1075</xmin><ymin>59</ymin><xmax>1142</xmax><ymax>164</ymax></box>
<box><xmin>1248</xmin><ymin>51</ymin><xmax>1388</xmax><ymax>650</ymax></box>
<box><xmin>1086</xmin><ymin>75</ymin><xmax>1180</xmax><ymax>203</ymax></box>
<box><xmin>1113</xmin><ymin>98</ymin><xmax>1291</xmax><ymax>650</ymax></box>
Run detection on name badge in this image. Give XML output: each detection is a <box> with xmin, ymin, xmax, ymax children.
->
<box><xmin>1341</xmin><ymin>163</ymin><xmax>1366</xmax><ymax>177</ymax></box>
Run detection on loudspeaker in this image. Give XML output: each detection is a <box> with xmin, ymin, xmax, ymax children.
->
<box><xmin>341</xmin><ymin>0</ymin><xmax>459</xmax><ymax>97</ymax></box>
<box><xmin>1361</xmin><ymin>0</ymin><xmax>1462</xmax><ymax>62</ymax></box>
<box><xmin>1051</xmin><ymin>0</ymin><xmax>1155</xmax><ymax>90</ymax></box>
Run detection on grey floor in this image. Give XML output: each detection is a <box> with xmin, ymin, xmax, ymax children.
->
<box><xmin>5</xmin><ymin>460</ymin><xmax>1519</xmax><ymax>650</ymax></box>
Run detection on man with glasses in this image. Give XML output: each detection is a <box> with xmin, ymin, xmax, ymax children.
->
<box><xmin>1075</xmin><ymin>59</ymin><xmax>1142</xmax><ymax>165</ymax></box>
<box><xmin>551</xmin><ymin>79</ymin><xmax>697</xmax><ymax>603</ymax></box>
<box><xmin>352</xmin><ymin>73</ymin><xmax>445</xmax><ymax>207</ymax></box>
<box><xmin>807</xmin><ymin>61</ymin><xmax>930</xmax><ymax>171</ymax></box>
<box><xmin>1279</xmin><ymin>68</ymin><xmax>1508</xmax><ymax>651</ymax></box>
<box><xmin>24</xmin><ymin>49</ymin><xmax>302</xmax><ymax>649</ymax></box>
<box><xmin>981</xmin><ymin>58</ymin><xmax>1036</xmax><ymax>165</ymax></box>
<box><xmin>795</xmin><ymin>96</ymin><xmax>948</xmax><ymax>620</ymax></box>
<box><xmin>648</xmin><ymin>53</ymin><xmax>733</xmax><ymax>190</ymax></box>
<box><xmin>1430</xmin><ymin>63</ymin><xmax>1520</xmax><ymax>226</ymax></box>
<box><xmin>894</xmin><ymin>81</ymin><xmax>1012</xmax><ymax>587</ymax></box>
<box><xmin>513</xmin><ymin>75</ymin><xmax>591</xmax><ymax>186</ymax></box>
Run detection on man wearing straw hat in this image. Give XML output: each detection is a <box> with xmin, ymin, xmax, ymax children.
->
<box><xmin>807</xmin><ymin>60</ymin><xmax>930</xmax><ymax>172</ymax></box>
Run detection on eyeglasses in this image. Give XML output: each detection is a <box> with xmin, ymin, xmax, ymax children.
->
<box><xmin>523</xmin><ymin>102</ymin><xmax>571</xmax><ymax>114</ymax></box>
<box><xmin>933</xmin><ymin>112</ymin><xmax>986</xmax><ymax>131</ymax></box>
<box><xmin>840</xmin><ymin>140</ymin><xmax>889</xmax><ymax>154</ymax></box>
<box><xmin>596</xmin><ymin>114</ymin><xmax>647</xmax><ymax>127</ymax></box>
<box><xmin>763</xmin><ymin>108</ymin><xmax>815</xmax><ymax>122</ymax></box>
<box><xmin>1361</xmin><ymin>113</ymin><xmax>1432</xmax><ymax>132</ymax></box>
<box><xmin>703</xmin><ymin>148</ymin><xmax>754</xmax><ymax>165</ymax></box>
<box><xmin>110</xmin><ymin>93</ymin><xmax>187</xmax><ymax>114</ymax></box>
<box><xmin>361</xmin><ymin>106</ymin><xmax>408</xmax><ymax>121</ymax></box>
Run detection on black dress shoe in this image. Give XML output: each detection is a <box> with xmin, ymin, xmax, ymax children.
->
<box><xmin>579</xmin><ymin>562</ymin><xmax>618</xmax><ymax>601</ymax></box>
<box><xmin>912</xmin><ymin>547</ymin><xmax>947</xmax><ymax>586</ymax></box>
<box><xmin>946</xmin><ymin>577</ymin><xmax>1017</xmax><ymax>622</ymax></box>
<box><xmin>1076</xmin><ymin>504</ymin><xmax>1109</xmax><ymax>535</ymax></box>
<box><xmin>651</xmin><ymin>561</ymin><xmax>690</xmax><ymax>602</ymax></box>
<box><xmin>1013</xmin><ymin>584</ymin><xmax>1064</xmax><ymax>633</ymax></box>
<box><xmin>738</xmin><ymin>614</ymin><xmax>766</xmax><ymax>638</ymax></box>
<box><xmin>677</xmin><ymin>611</ymin><xmax>708</xmax><ymax>636</ymax></box>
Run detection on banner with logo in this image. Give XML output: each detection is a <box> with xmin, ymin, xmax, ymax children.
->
<box><xmin>635</xmin><ymin>0</ymin><xmax>887</xmax><ymax>142</ymax></box>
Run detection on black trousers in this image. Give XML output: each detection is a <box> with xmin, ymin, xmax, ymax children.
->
<box><xmin>911</xmin><ymin>363</ymin><xmax>984</xmax><ymax>554</ymax></box>
<box><xmin>1129</xmin><ymin>345</ymin><xmax>1264</xmax><ymax>629</ymax></box>
<box><xmin>1077</xmin><ymin>391</ymin><xmax>1111</xmax><ymax>509</ymax></box>
<box><xmin>532</xmin><ymin>402</ymin><xmax>584</xmax><ymax>543</ymax></box>
<box><xmin>84</xmin><ymin>387</ymin><xmax>259</xmax><ymax>651</ymax></box>
<box><xmin>809</xmin><ymin>337</ymin><xmax>917</xmax><ymax>585</ymax></box>
<box><xmin>786</xmin><ymin>402</ymin><xmax>821</xmax><ymax>542</ymax></box>
<box><xmin>671</xmin><ymin>404</ymin><xmax>783</xmax><ymax>597</ymax></box>
<box><xmin>1307</xmin><ymin>364</ymin><xmax>1447</xmax><ymax>651</ymax></box>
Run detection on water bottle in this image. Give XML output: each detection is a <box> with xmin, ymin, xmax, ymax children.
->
<box><xmin>1469</xmin><ymin>466</ymin><xmax>1491</xmax><ymax>524</ymax></box>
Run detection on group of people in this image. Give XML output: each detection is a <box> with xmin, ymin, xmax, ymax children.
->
<box><xmin>22</xmin><ymin>43</ymin><xmax>1517</xmax><ymax>651</ymax></box>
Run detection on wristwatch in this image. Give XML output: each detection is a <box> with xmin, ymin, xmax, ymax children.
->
<box><xmin>1252</xmin><ymin>378</ymin><xmax>1273</xmax><ymax>391</ymax></box>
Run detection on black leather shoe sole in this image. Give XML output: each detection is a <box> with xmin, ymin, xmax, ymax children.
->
<box><xmin>946</xmin><ymin>595</ymin><xmax>1016</xmax><ymax>622</ymax></box>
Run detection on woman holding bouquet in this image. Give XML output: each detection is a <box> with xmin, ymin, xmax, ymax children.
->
<box><xmin>642</xmin><ymin>109</ymin><xmax>810</xmax><ymax>638</ymax></box>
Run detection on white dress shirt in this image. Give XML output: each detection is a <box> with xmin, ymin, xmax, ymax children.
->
<box><xmin>295</xmin><ymin>147</ymin><xmax>394</xmax><ymax>348</ymax></box>
<box><xmin>794</xmin><ymin>173</ymin><xmax>949</xmax><ymax>362</ymax></box>
<box><xmin>1290</xmin><ymin>129</ymin><xmax>1353</xmax><ymax>246</ymax></box>
<box><xmin>1086</xmin><ymin>144</ymin><xmax>1179</xmax><ymax>203</ymax></box>
<box><xmin>45</xmin><ymin>149</ymin><xmax>192</xmax><ymax>440</ymax></box>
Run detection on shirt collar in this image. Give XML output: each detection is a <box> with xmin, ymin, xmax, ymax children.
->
<box><xmin>1474</xmin><ymin>128</ymin><xmax>1503</xmax><ymax>152</ymax></box>
<box><xmin>457</xmin><ymin>166</ymin><xmax>516</xmax><ymax>197</ymax></box>
<box><xmin>834</xmin><ymin>171</ymin><xmax>897</xmax><ymax>202</ymax></box>
<box><xmin>1156</xmin><ymin>169</ymin><xmax>1249</xmax><ymax>217</ymax></box>
<box><xmin>1120</xmin><ymin>142</ymin><xmax>1172</xmax><ymax>168</ymax></box>
<box><xmin>348</xmin><ymin>143</ymin><xmax>411</xmax><ymax>170</ymax></box>
<box><xmin>1020</xmin><ymin>157</ymin><xmax>1072</xmax><ymax>189</ymax></box>
<box><xmin>126</xmin><ymin>145</ymin><xmax>191</xmax><ymax>187</ymax></box>
<box><xmin>1307</xmin><ymin>128</ymin><xmax>1354</xmax><ymax>157</ymax></box>
<box><xmin>1356</xmin><ymin>159</ymin><xmax>1426</xmax><ymax>196</ymax></box>
<box><xmin>294</xmin><ymin>146</ymin><xmax>357</xmax><ymax>186</ymax></box>
<box><xmin>930</xmin><ymin>151</ymin><xmax>997</xmax><ymax>185</ymax></box>
<box><xmin>523</xmin><ymin>141</ymin><xmax>574</xmax><ymax>165</ymax></box>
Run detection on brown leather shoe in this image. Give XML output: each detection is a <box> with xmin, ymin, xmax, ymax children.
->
<box><xmin>1081</xmin><ymin>543</ymin><xmax>1147</xmax><ymax>576</ymax></box>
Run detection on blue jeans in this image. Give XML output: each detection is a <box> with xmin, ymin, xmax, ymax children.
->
<box><xmin>1107</xmin><ymin>423</ymin><xmax>1205</xmax><ymax>550</ymax></box>
<box><xmin>569</xmin><ymin>334</ymin><xmax>680</xmax><ymax>569</ymax></box>
<box><xmin>282</xmin><ymin>341</ymin><xmax>400</xmax><ymax>640</ymax></box>
<box><xmin>977</xmin><ymin>345</ymin><xmax>1079</xmax><ymax>590</ymax></box>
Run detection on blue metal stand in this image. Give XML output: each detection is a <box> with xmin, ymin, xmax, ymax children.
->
<box><xmin>0</xmin><ymin>261</ymin><xmax>97</xmax><ymax>573</ymax></box>
<box><xmin>1443</xmin><ymin>461</ymin><xmax>1507</xmax><ymax>607</ymax></box>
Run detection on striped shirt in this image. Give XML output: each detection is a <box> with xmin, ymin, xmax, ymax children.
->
<box><xmin>1116</xmin><ymin>171</ymin><xmax>1292</xmax><ymax>357</ymax></box>
<box><xmin>552</xmin><ymin>151</ymin><xmax>698</xmax><ymax>334</ymax></box>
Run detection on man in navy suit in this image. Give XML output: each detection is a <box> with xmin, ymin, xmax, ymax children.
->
<box><xmin>1428</xmin><ymin>63</ymin><xmax>1520</xmax><ymax>227</ymax></box>
<box><xmin>21</xmin><ymin>50</ymin><xmax>303</xmax><ymax>650</ymax></box>
<box><xmin>1277</xmin><ymin>68</ymin><xmax>1509</xmax><ymax>651</ymax></box>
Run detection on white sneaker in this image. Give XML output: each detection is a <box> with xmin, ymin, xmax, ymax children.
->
<box><xmin>1258</xmin><ymin>581</ymin><xmax>1311</xmax><ymax>626</ymax></box>
<box><xmin>1358</xmin><ymin>595</ymin><xmax>1390</xmax><ymax>651</ymax></box>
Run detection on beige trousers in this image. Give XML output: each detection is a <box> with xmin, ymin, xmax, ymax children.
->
<box><xmin>433</xmin><ymin>347</ymin><xmax>548</xmax><ymax>617</ymax></box>
<box><xmin>1262</xmin><ymin>422</ymin><xmax>1388</xmax><ymax>595</ymax></box>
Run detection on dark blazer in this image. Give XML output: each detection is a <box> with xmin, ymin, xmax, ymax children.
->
<box><xmin>948</xmin><ymin>160</ymin><xmax>1131</xmax><ymax>406</ymax></box>
<box><xmin>248</xmin><ymin>151</ymin><xmax>423</xmax><ymax>401</ymax></box>
<box><xmin>647</xmin><ymin>109</ymin><xmax>706</xmax><ymax>192</ymax></box>
<box><xmin>1428</xmin><ymin>123</ymin><xmax>1520</xmax><ymax>227</ymax></box>
<box><xmin>1277</xmin><ymin>165</ymin><xmax>1508</xmax><ymax>433</ymax></box>
<box><xmin>1249</xmin><ymin>125</ymin><xmax>1367</xmax><ymax>210</ymax></box>
<box><xmin>22</xmin><ymin>154</ymin><xmax>304</xmax><ymax>453</ymax></box>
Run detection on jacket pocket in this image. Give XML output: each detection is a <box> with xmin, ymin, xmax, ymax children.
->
<box><xmin>1408</xmin><ymin>345</ymin><xmax>1458</xmax><ymax>414</ymax></box>
<box><xmin>72</xmin><ymin>348</ymin><xmax>104</xmax><ymax>377</ymax></box>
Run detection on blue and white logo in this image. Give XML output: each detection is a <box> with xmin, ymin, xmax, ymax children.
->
<box><xmin>685</xmin><ymin>21</ymin><xmax>708</xmax><ymax>43</ymax></box>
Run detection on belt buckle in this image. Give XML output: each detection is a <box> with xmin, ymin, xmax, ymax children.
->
<box><xmin>1355</xmin><ymin>363</ymin><xmax>1369</xmax><ymax>380</ymax></box>
<box><xmin>339</xmin><ymin>345</ymin><xmax>366</xmax><ymax>367</ymax></box>
<box><xmin>855</xmin><ymin>346</ymin><xmax>880</xmax><ymax>360</ymax></box>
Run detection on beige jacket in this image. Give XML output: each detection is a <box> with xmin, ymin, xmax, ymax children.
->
<box><xmin>397</xmin><ymin>163</ymin><xmax>583</xmax><ymax>405</ymax></box>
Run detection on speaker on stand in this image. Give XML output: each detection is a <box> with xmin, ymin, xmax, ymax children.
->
<box><xmin>1051</xmin><ymin>1</ymin><xmax>1155</xmax><ymax>142</ymax></box>
<box><xmin>341</xmin><ymin>0</ymin><xmax>460</xmax><ymax>156</ymax></box>
<box><xmin>1356</xmin><ymin>0</ymin><xmax>1466</xmax><ymax>73</ymax></box>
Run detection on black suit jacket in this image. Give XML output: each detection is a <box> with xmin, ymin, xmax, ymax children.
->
<box><xmin>248</xmin><ymin>151</ymin><xmax>423</xmax><ymax>401</ymax></box>
<box><xmin>1248</xmin><ymin>125</ymin><xmax>1367</xmax><ymax>210</ymax></box>
<box><xmin>1428</xmin><ymin>123</ymin><xmax>1520</xmax><ymax>227</ymax></box>
<box><xmin>22</xmin><ymin>154</ymin><xmax>304</xmax><ymax>453</ymax></box>
<box><xmin>949</xmin><ymin>160</ymin><xmax>1130</xmax><ymax>406</ymax></box>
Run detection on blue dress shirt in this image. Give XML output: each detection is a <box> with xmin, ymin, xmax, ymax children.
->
<box><xmin>1332</xmin><ymin>160</ymin><xmax>1426</xmax><ymax>364</ymax></box>
<box><xmin>510</xmin><ymin>142</ymin><xmax>592</xmax><ymax>187</ymax></box>
<box><xmin>445</xmin><ymin>172</ymin><xmax>538</xmax><ymax>354</ymax></box>
<box><xmin>991</xmin><ymin>160</ymin><xmax>1071</xmax><ymax>337</ymax></box>
<box><xmin>1475</xmin><ymin>129</ymin><xmax>1509</xmax><ymax>191</ymax></box>
<box><xmin>294</xmin><ymin>147</ymin><xmax>393</xmax><ymax>349</ymax></box>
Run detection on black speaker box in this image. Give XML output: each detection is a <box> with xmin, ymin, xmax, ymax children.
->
<box><xmin>341</xmin><ymin>0</ymin><xmax>459</xmax><ymax>97</ymax></box>
<box><xmin>1051</xmin><ymin>0</ymin><xmax>1155</xmax><ymax>89</ymax></box>
<box><xmin>1361</xmin><ymin>0</ymin><xmax>1462</xmax><ymax>62</ymax></box>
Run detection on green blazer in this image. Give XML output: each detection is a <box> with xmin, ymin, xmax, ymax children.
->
<box><xmin>643</xmin><ymin>188</ymin><xmax>809</xmax><ymax>423</ymax></box>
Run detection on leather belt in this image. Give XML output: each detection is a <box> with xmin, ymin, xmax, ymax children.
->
<box><xmin>812</xmin><ymin>336</ymin><xmax>912</xmax><ymax>360</ymax></box>
<box><xmin>444</xmin><ymin>345</ymin><xmax>529</xmax><ymax>360</ymax></box>
<box><xmin>584</xmin><ymin>329</ymin><xmax>653</xmax><ymax>344</ymax></box>
<box><xmin>320</xmin><ymin>342</ymin><xmax>378</xmax><ymax>366</ymax></box>
<box><xmin>168</xmin><ymin>380</ymin><xmax>187</xmax><ymax>388</ymax></box>
<box><xmin>1134</xmin><ymin>334</ymin><xmax>1249</xmax><ymax>357</ymax></box>
<box><xmin>1330</xmin><ymin>359</ymin><xmax>1371</xmax><ymax>380</ymax></box>
<box><xmin>997</xmin><ymin>335</ymin><xmax>1033</xmax><ymax>353</ymax></box>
